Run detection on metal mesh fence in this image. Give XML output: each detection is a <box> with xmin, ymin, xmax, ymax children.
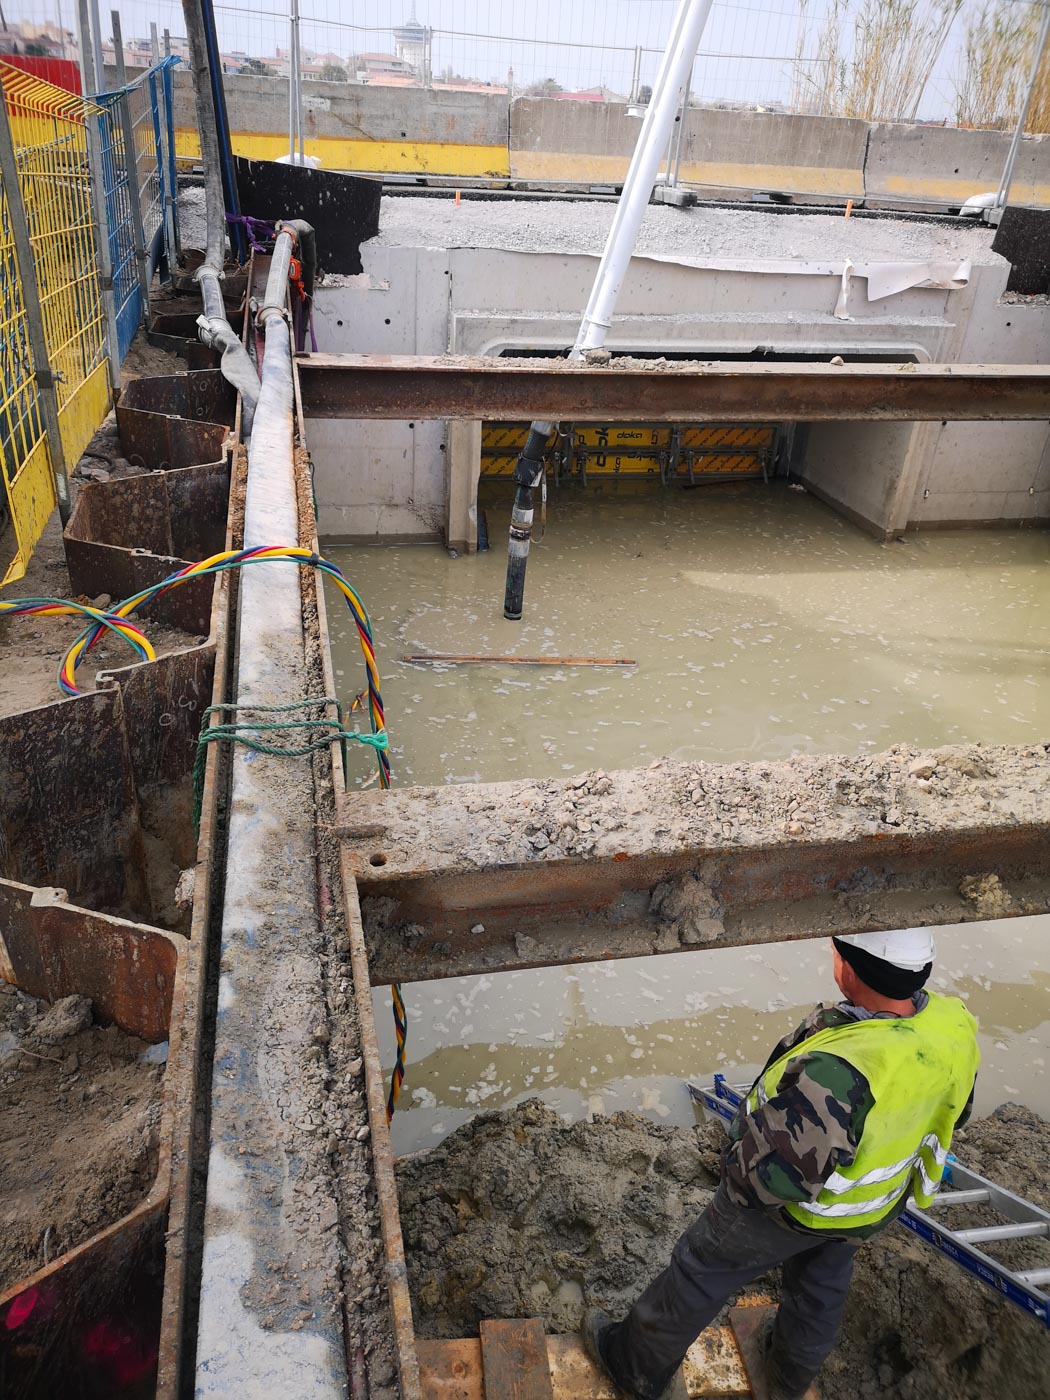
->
<box><xmin>94</xmin><ymin>57</ymin><xmax>178</xmax><ymax>362</ymax></box>
<box><xmin>0</xmin><ymin>60</ymin><xmax>110</xmax><ymax>584</ymax></box>
<box><xmin>12</xmin><ymin>0</ymin><xmax>1044</xmax><ymax>127</ymax></box>
<box><xmin>94</xmin><ymin>91</ymin><xmax>140</xmax><ymax>362</ymax></box>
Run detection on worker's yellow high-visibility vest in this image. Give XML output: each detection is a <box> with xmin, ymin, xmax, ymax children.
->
<box><xmin>745</xmin><ymin>991</ymin><xmax>980</xmax><ymax>1231</ymax></box>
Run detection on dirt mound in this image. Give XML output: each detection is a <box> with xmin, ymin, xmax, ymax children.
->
<box><xmin>0</xmin><ymin>986</ymin><xmax>164</xmax><ymax>1293</ymax></box>
<box><xmin>396</xmin><ymin>1099</ymin><xmax>724</xmax><ymax>1337</ymax></box>
<box><xmin>396</xmin><ymin>1100</ymin><xmax>1050</xmax><ymax>1399</ymax></box>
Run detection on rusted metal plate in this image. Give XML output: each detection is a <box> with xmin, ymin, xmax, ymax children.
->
<box><xmin>340</xmin><ymin>748</ymin><xmax>1050</xmax><ymax>983</ymax></box>
<box><xmin>63</xmin><ymin>531</ymin><xmax>215</xmax><ymax>633</ymax></box>
<box><xmin>416</xmin><ymin>1331</ymin><xmax>749</xmax><ymax>1397</ymax></box>
<box><xmin>0</xmin><ymin>890</ymin><xmax>187</xmax><ymax>1395</ymax></box>
<box><xmin>150</xmin><ymin>309</ymin><xmax>244</xmax><ymax>340</ymax></box>
<box><xmin>113</xmin><ymin>407</ymin><xmax>230</xmax><ymax>473</ymax></box>
<box><xmin>359</xmin><ymin>827</ymin><xmax>1050</xmax><ymax>985</ymax></box>
<box><xmin>146</xmin><ymin>334</ymin><xmax>221</xmax><ymax>371</ymax></box>
<box><xmin>0</xmin><ymin>879</ymin><xmax>180</xmax><ymax>1041</ymax></box>
<box><xmin>728</xmin><ymin>1305</ymin><xmax>819</xmax><ymax>1399</ymax></box>
<box><xmin>342</xmin><ymin>866</ymin><xmax>425</xmax><ymax>1400</ymax></box>
<box><xmin>65</xmin><ymin>463</ymin><xmax>229</xmax><ymax>569</ymax></box>
<box><xmin>479</xmin><ymin>1318</ymin><xmax>554</xmax><ymax>1400</ymax></box>
<box><xmin>297</xmin><ymin>355</ymin><xmax>1050</xmax><ymax>423</ymax></box>
<box><xmin>118</xmin><ymin>370</ymin><xmax>237</xmax><ymax>427</ymax></box>
<box><xmin>66</xmin><ymin>472</ymin><xmax>176</xmax><ymax>556</ymax></box>
<box><xmin>166</xmin><ymin>460</ymin><xmax>231</xmax><ymax>561</ymax></box>
<box><xmin>0</xmin><ymin>1198</ymin><xmax>167</xmax><ymax>1397</ymax></box>
<box><xmin>99</xmin><ymin>644</ymin><xmax>216</xmax><ymax>792</ymax></box>
<box><xmin>170</xmin><ymin>251</ymin><xmax>248</xmax><ymax>301</ymax></box>
<box><xmin>115</xmin><ymin>374</ymin><xmax>234</xmax><ymax>472</ymax></box>
<box><xmin>0</xmin><ymin>690</ymin><xmax>147</xmax><ymax>913</ymax></box>
<box><xmin>64</xmin><ymin>463</ymin><xmax>226</xmax><ymax>633</ymax></box>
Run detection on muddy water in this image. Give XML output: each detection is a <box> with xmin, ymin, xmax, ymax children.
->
<box><xmin>324</xmin><ymin>482</ymin><xmax>1050</xmax><ymax>1154</ymax></box>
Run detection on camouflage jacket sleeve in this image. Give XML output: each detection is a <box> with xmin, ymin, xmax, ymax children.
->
<box><xmin>721</xmin><ymin>1008</ymin><xmax>875</xmax><ymax>1210</ymax></box>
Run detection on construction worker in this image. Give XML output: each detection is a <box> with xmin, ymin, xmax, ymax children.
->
<box><xmin>583</xmin><ymin>928</ymin><xmax>980</xmax><ymax>1400</ymax></box>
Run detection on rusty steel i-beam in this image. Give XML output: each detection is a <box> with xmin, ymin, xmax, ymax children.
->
<box><xmin>296</xmin><ymin>354</ymin><xmax>1050</xmax><ymax>422</ymax></box>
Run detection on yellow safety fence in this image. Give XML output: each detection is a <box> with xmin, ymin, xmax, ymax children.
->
<box><xmin>0</xmin><ymin>63</ymin><xmax>111</xmax><ymax>585</ymax></box>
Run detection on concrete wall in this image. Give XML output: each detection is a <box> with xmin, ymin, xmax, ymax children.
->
<box><xmin>165</xmin><ymin>73</ymin><xmax>1050</xmax><ymax>208</ymax></box>
<box><xmin>802</xmin><ymin>422</ymin><xmax>925</xmax><ymax>533</ymax></box>
<box><xmin>171</xmin><ymin>70</ymin><xmax>509</xmax><ymax>177</ymax></box>
<box><xmin>866</xmin><ymin>123</ymin><xmax>1050</xmax><ymax>209</ymax></box>
<box><xmin>306</xmin><ymin>236</ymin><xmax>1050</xmax><ymax>544</ymax></box>
<box><xmin>904</xmin><ymin>267</ymin><xmax>1050</xmax><ymax>526</ymax></box>
<box><xmin>308</xmin><ymin>248</ymin><xmax>450</xmax><ymax>543</ymax></box>
<box><xmin>510</xmin><ymin>100</ymin><xmax>867</xmax><ymax>199</ymax></box>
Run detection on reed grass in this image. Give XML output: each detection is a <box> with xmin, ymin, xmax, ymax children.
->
<box><xmin>794</xmin><ymin>0</ymin><xmax>963</xmax><ymax>122</ymax></box>
<box><xmin>955</xmin><ymin>1</ymin><xmax>1050</xmax><ymax>132</ymax></box>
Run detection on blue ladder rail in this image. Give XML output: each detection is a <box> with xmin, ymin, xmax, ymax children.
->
<box><xmin>687</xmin><ymin>1074</ymin><xmax>1050</xmax><ymax>1330</ymax></box>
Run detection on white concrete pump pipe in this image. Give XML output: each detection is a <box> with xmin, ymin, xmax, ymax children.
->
<box><xmin>503</xmin><ymin>0</ymin><xmax>715</xmax><ymax>620</ymax></box>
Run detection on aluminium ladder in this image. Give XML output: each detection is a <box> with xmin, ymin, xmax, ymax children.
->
<box><xmin>687</xmin><ymin>1074</ymin><xmax>1050</xmax><ymax>1329</ymax></box>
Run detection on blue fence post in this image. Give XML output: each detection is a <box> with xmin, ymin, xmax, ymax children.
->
<box><xmin>97</xmin><ymin>92</ymin><xmax>142</xmax><ymax>364</ymax></box>
<box><xmin>90</xmin><ymin>57</ymin><xmax>182</xmax><ymax>366</ymax></box>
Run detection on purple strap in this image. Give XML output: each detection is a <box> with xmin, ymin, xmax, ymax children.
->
<box><xmin>225</xmin><ymin>213</ymin><xmax>277</xmax><ymax>252</ymax></box>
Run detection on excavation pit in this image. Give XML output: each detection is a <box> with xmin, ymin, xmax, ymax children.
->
<box><xmin>0</xmin><ymin>987</ymin><xmax>165</xmax><ymax>1296</ymax></box>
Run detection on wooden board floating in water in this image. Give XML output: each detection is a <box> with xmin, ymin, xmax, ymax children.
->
<box><xmin>402</xmin><ymin>654</ymin><xmax>637</xmax><ymax>667</ymax></box>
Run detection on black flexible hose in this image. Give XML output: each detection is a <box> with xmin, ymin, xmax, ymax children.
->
<box><xmin>503</xmin><ymin>423</ymin><xmax>550</xmax><ymax>621</ymax></box>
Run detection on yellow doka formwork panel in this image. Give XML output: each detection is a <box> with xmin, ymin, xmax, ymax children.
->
<box><xmin>481</xmin><ymin>422</ymin><xmax>775</xmax><ymax>477</ymax></box>
<box><xmin>173</xmin><ymin>126</ymin><xmax>510</xmax><ymax>178</ymax></box>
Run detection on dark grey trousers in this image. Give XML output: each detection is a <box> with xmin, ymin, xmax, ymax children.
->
<box><xmin>602</xmin><ymin>1183</ymin><xmax>862</xmax><ymax>1400</ymax></box>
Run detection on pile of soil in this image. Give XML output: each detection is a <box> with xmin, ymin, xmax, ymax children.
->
<box><xmin>0</xmin><ymin>986</ymin><xmax>164</xmax><ymax>1293</ymax></box>
<box><xmin>396</xmin><ymin>1099</ymin><xmax>1050</xmax><ymax>1399</ymax></box>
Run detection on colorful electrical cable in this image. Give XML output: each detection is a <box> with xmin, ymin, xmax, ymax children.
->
<box><xmin>387</xmin><ymin>982</ymin><xmax>408</xmax><ymax>1122</ymax></box>
<box><xmin>6</xmin><ymin>546</ymin><xmax>409</xmax><ymax>1119</ymax></box>
<box><xmin>0</xmin><ymin>596</ymin><xmax>155</xmax><ymax>668</ymax></box>
<box><xmin>58</xmin><ymin>545</ymin><xmax>391</xmax><ymax>790</ymax></box>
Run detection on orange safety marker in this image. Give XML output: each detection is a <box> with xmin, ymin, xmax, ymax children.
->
<box><xmin>455</xmin><ymin>188</ymin><xmax>462</xmax><ymax>205</ymax></box>
<box><xmin>844</xmin><ymin>198</ymin><xmax>854</xmax><ymax>218</ymax></box>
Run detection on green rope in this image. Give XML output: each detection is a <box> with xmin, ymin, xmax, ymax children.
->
<box><xmin>191</xmin><ymin>698</ymin><xmax>389</xmax><ymax>836</ymax></box>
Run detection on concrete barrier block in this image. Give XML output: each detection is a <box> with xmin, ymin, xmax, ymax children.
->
<box><xmin>865</xmin><ymin>122</ymin><xmax>1050</xmax><ymax>208</ymax></box>
<box><xmin>679</xmin><ymin>110</ymin><xmax>867</xmax><ymax>199</ymax></box>
<box><xmin>175</xmin><ymin>74</ymin><xmax>510</xmax><ymax>178</ymax></box>
<box><xmin>510</xmin><ymin>99</ymin><xmax>867</xmax><ymax>198</ymax></box>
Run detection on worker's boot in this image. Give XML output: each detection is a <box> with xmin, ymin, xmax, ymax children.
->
<box><xmin>761</xmin><ymin>1316</ymin><xmax>813</xmax><ymax>1400</ymax></box>
<box><xmin>582</xmin><ymin>1307</ymin><xmax>688</xmax><ymax>1400</ymax></box>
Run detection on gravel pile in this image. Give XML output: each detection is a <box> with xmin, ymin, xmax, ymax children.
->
<box><xmin>372</xmin><ymin>196</ymin><xmax>1000</xmax><ymax>264</ymax></box>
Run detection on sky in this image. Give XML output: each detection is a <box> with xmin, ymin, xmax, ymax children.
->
<box><xmin>7</xmin><ymin>0</ymin><xmax>1035</xmax><ymax>119</ymax></box>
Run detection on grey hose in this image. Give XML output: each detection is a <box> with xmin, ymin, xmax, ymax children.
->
<box><xmin>181</xmin><ymin>1</ymin><xmax>260</xmax><ymax>432</ymax></box>
<box><xmin>197</xmin><ymin>313</ymin><xmax>260</xmax><ymax>435</ymax></box>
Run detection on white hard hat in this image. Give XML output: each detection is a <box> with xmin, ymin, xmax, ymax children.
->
<box><xmin>836</xmin><ymin>927</ymin><xmax>935</xmax><ymax>972</ymax></box>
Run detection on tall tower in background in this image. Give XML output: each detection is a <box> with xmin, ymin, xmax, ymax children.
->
<box><xmin>393</xmin><ymin>6</ymin><xmax>429</xmax><ymax>82</ymax></box>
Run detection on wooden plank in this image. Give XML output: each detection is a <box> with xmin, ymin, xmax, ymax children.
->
<box><xmin>729</xmin><ymin>1305</ymin><xmax>819</xmax><ymax>1400</ymax></box>
<box><xmin>418</xmin><ymin>1338</ymin><xmax>483</xmax><ymax>1400</ymax></box>
<box><xmin>402</xmin><ymin>654</ymin><xmax>636</xmax><ymax>668</ymax></box>
<box><xmin>418</xmin><ymin>1329</ymin><xmax>750</xmax><ymax>1398</ymax></box>
<box><xmin>480</xmin><ymin>1318</ymin><xmax>555</xmax><ymax>1400</ymax></box>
